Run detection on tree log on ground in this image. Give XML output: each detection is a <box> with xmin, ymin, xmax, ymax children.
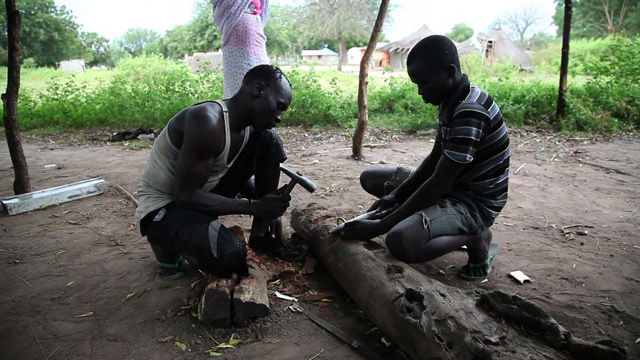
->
<box><xmin>290</xmin><ymin>203</ymin><xmax>626</xmax><ymax>360</ymax></box>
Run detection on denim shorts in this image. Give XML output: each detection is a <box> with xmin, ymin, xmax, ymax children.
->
<box><xmin>385</xmin><ymin>166</ymin><xmax>484</xmax><ymax>238</ymax></box>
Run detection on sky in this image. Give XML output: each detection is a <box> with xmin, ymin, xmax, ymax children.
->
<box><xmin>54</xmin><ymin>0</ymin><xmax>558</xmax><ymax>42</ymax></box>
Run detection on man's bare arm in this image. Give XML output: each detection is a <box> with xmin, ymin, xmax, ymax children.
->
<box><xmin>172</xmin><ymin>105</ymin><xmax>253</xmax><ymax>216</ymax></box>
<box><xmin>391</xmin><ymin>140</ymin><xmax>443</xmax><ymax>202</ymax></box>
<box><xmin>381</xmin><ymin>154</ymin><xmax>465</xmax><ymax>231</ymax></box>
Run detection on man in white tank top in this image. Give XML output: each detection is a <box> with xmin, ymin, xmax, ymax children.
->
<box><xmin>135</xmin><ymin>65</ymin><xmax>298</xmax><ymax>280</ymax></box>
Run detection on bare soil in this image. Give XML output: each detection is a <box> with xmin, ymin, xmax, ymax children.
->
<box><xmin>1</xmin><ymin>127</ymin><xmax>638</xmax><ymax>359</ymax></box>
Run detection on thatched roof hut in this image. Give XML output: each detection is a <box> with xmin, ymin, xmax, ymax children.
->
<box><xmin>455</xmin><ymin>38</ymin><xmax>480</xmax><ymax>57</ymax></box>
<box><xmin>477</xmin><ymin>24</ymin><xmax>533</xmax><ymax>70</ymax></box>
<box><xmin>379</xmin><ymin>24</ymin><xmax>435</xmax><ymax>69</ymax></box>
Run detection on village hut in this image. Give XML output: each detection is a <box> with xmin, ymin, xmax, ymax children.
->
<box><xmin>455</xmin><ymin>38</ymin><xmax>480</xmax><ymax>57</ymax></box>
<box><xmin>379</xmin><ymin>24</ymin><xmax>435</xmax><ymax>70</ymax></box>
<box><xmin>301</xmin><ymin>46</ymin><xmax>339</xmax><ymax>64</ymax></box>
<box><xmin>477</xmin><ymin>23</ymin><xmax>533</xmax><ymax>70</ymax></box>
<box><xmin>58</xmin><ymin>59</ymin><xmax>85</xmax><ymax>73</ymax></box>
<box><xmin>347</xmin><ymin>42</ymin><xmax>389</xmax><ymax>68</ymax></box>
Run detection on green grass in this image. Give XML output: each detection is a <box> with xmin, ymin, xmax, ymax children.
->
<box><xmin>2</xmin><ymin>36</ymin><xmax>638</xmax><ymax>134</ymax></box>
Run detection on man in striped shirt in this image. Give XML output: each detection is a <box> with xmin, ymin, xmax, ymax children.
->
<box><xmin>341</xmin><ymin>35</ymin><xmax>510</xmax><ymax>281</ymax></box>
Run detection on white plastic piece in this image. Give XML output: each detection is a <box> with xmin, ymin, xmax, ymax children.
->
<box><xmin>1</xmin><ymin>178</ymin><xmax>107</xmax><ymax>215</ymax></box>
<box><xmin>509</xmin><ymin>270</ymin><xmax>532</xmax><ymax>284</ymax></box>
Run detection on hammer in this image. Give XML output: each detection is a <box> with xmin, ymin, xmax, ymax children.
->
<box><xmin>254</xmin><ymin>164</ymin><xmax>317</xmax><ymax>236</ymax></box>
<box><xmin>279</xmin><ymin>163</ymin><xmax>317</xmax><ymax>195</ymax></box>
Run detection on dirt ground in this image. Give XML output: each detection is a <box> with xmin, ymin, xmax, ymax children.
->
<box><xmin>1</xmin><ymin>127</ymin><xmax>638</xmax><ymax>360</ymax></box>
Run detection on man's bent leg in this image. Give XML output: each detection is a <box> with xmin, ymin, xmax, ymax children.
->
<box><xmin>176</xmin><ymin>221</ymin><xmax>248</xmax><ymax>278</ymax></box>
<box><xmin>144</xmin><ymin>204</ymin><xmax>248</xmax><ymax>278</ymax></box>
<box><xmin>385</xmin><ymin>199</ymin><xmax>493</xmax><ymax>278</ymax></box>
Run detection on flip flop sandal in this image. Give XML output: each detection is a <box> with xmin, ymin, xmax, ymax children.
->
<box><xmin>158</xmin><ymin>257</ymin><xmax>187</xmax><ymax>280</ymax></box>
<box><xmin>459</xmin><ymin>243</ymin><xmax>499</xmax><ymax>281</ymax></box>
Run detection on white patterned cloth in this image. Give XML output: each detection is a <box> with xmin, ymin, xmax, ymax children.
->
<box><xmin>212</xmin><ymin>0</ymin><xmax>270</xmax><ymax>98</ymax></box>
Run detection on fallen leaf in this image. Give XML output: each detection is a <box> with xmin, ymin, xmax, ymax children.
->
<box><xmin>229</xmin><ymin>338</ymin><xmax>242</xmax><ymax>346</ymax></box>
<box><xmin>159</xmin><ymin>336</ymin><xmax>173</xmax><ymax>343</ymax></box>
<box><xmin>75</xmin><ymin>312</ymin><xmax>94</xmax><ymax>318</ymax></box>
<box><xmin>215</xmin><ymin>344</ymin><xmax>234</xmax><ymax>349</ymax></box>
<box><xmin>205</xmin><ymin>349</ymin><xmax>222</xmax><ymax>356</ymax></box>
<box><xmin>635</xmin><ymin>337</ymin><xmax>640</xmax><ymax>344</ymax></box>
<box><xmin>122</xmin><ymin>293</ymin><xmax>136</xmax><ymax>301</ymax></box>
<box><xmin>175</xmin><ymin>341</ymin><xmax>187</xmax><ymax>351</ymax></box>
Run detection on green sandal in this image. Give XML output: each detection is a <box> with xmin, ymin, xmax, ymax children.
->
<box><xmin>459</xmin><ymin>243</ymin><xmax>499</xmax><ymax>281</ymax></box>
<box><xmin>157</xmin><ymin>257</ymin><xmax>187</xmax><ymax>280</ymax></box>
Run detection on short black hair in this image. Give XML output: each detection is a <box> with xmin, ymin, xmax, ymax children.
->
<box><xmin>242</xmin><ymin>64</ymin><xmax>290</xmax><ymax>88</ymax></box>
<box><xmin>407</xmin><ymin>35</ymin><xmax>460</xmax><ymax>70</ymax></box>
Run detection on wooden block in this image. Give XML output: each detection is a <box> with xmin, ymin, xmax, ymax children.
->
<box><xmin>232</xmin><ymin>262</ymin><xmax>274</xmax><ymax>328</ymax></box>
<box><xmin>198</xmin><ymin>277</ymin><xmax>235</xmax><ymax>328</ymax></box>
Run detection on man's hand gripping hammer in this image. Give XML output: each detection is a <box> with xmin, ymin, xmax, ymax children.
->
<box><xmin>254</xmin><ymin>164</ymin><xmax>317</xmax><ymax>236</ymax></box>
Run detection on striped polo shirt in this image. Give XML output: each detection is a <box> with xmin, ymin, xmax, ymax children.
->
<box><xmin>436</xmin><ymin>75</ymin><xmax>510</xmax><ymax>224</ymax></box>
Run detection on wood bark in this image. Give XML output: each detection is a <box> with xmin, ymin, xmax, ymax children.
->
<box><xmin>198</xmin><ymin>261</ymin><xmax>274</xmax><ymax>328</ymax></box>
<box><xmin>2</xmin><ymin>0</ymin><xmax>30</xmax><ymax>194</ymax></box>
<box><xmin>556</xmin><ymin>0</ymin><xmax>572</xmax><ymax>121</ymax></box>
<box><xmin>232</xmin><ymin>262</ymin><xmax>275</xmax><ymax>327</ymax></box>
<box><xmin>291</xmin><ymin>203</ymin><xmax>627</xmax><ymax>360</ymax></box>
<box><xmin>352</xmin><ymin>0</ymin><xmax>390</xmax><ymax>161</ymax></box>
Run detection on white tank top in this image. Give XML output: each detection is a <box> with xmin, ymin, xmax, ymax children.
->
<box><xmin>135</xmin><ymin>100</ymin><xmax>251</xmax><ymax>226</ymax></box>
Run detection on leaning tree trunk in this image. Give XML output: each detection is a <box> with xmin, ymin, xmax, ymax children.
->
<box><xmin>556</xmin><ymin>0</ymin><xmax>572</xmax><ymax>121</ymax></box>
<box><xmin>291</xmin><ymin>204</ymin><xmax>627</xmax><ymax>360</ymax></box>
<box><xmin>2</xmin><ymin>0</ymin><xmax>30</xmax><ymax>194</ymax></box>
<box><xmin>352</xmin><ymin>0</ymin><xmax>390</xmax><ymax>161</ymax></box>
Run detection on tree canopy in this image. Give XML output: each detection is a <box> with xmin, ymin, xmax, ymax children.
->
<box><xmin>445</xmin><ymin>23</ymin><xmax>474</xmax><ymax>42</ymax></box>
<box><xmin>161</xmin><ymin>0</ymin><xmax>222</xmax><ymax>60</ymax></box>
<box><xmin>0</xmin><ymin>0</ymin><xmax>84</xmax><ymax>67</ymax></box>
<box><xmin>297</xmin><ymin>0</ymin><xmax>382</xmax><ymax>69</ymax></box>
<box><xmin>553</xmin><ymin>0</ymin><xmax>640</xmax><ymax>38</ymax></box>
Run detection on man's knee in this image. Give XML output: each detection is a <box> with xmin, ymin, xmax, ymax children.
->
<box><xmin>256</xmin><ymin>129</ymin><xmax>286</xmax><ymax>163</ymax></box>
<box><xmin>385</xmin><ymin>228</ymin><xmax>414</xmax><ymax>263</ymax></box>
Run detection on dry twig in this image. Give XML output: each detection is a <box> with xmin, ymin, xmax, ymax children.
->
<box><xmin>514</xmin><ymin>163</ymin><xmax>527</xmax><ymax>175</ymax></box>
<box><xmin>109</xmin><ymin>183</ymin><xmax>139</xmax><ymax>206</ymax></box>
<box><xmin>308</xmin><ymin>348</ymin><xmax>324</xmax><ymax>360</ymax></box>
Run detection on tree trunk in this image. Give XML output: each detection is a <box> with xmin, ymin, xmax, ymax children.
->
<box><xmin>290</xmin><ymin>203</ymin><xmax>626</xmax><ymax>360</ymax></box>
<box><xmin>336</xmin><ymin>38</ymin><xmax>347</xmax><ymax>72</ymax></box>
<box><xmin>351</xmin><ymin>0</ymin><xmax>390</xmax><ymax>161</ymax></box>
<box><xmin>2</xmin><ymin>0</ymin><xmax>30</xmax><ymax>194</ymax></box>
<box><xmin>556</xmin><ymin>0</ymin><xmax>572</xmax><ymax>122</ymax></box>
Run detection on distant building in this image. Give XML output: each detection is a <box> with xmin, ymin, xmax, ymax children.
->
<box><xmin>347</xmin><ymin>42</ymin><xmax>390</xmax><ymax>68</ymax></box>
<box><xmin>58</xmin><ymin>59</ymin><xmax>85</xmax><ymax>73</ymax></box>
<box><xmin>183</xmin><ymin>51</ymin><xmax>223</xmax><ymax>73</ymax></box>
<box><xmin>379</xmin><ymin>25</ymin><xmax>435</xmax><ymax>70</ymax></box>
<box><xmin>301</xmin><ymin>46</ymin><xmax>338</xmax><ymax>64</ymax></box>
<box><xmin>477</xmin><ymin>23</ymin><xmax>533</xmax><ymax>71</ymax></box>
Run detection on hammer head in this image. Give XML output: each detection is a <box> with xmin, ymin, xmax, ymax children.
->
<box><xmin>280</xmin><ymin>164</ymin><xmax>317</xmax><ymax>193</ymax></box>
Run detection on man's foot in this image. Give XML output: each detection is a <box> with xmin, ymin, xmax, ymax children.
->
<box><xmin>249</xmin><ymin>234</ymin><xmax>306</xmax><ymax>262</ymax></box>
<box><xmin>158</xmin><ymin>258</ymin><xmax>188</xmax><ymax>280</ymax></box>
<box><xmin>458</xmin><ymin>229</ymin><xmax>498</xmax><ymax>281</ymax></box>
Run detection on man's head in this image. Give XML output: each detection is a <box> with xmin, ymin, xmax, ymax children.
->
<box><xmin>240</xmin><ymin>65</ymin><xmax>292</xmax><ymax>131</ymax></box>
<box><xmin>406</xmin><ymin>35</ymin><xmax>462</xmax><ymax>106</ymax></box>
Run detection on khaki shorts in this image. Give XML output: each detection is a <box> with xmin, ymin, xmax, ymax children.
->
<box><xmin>385</xmin><ymin>167</ymin><xmax>483</xmax><ymax>238</ymax></box>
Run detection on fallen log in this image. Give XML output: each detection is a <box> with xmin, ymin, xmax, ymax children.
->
<box><xmin>291</xmin><ymin>203</ymin><xmax>626</xmax><ymax>360</ymax></box>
